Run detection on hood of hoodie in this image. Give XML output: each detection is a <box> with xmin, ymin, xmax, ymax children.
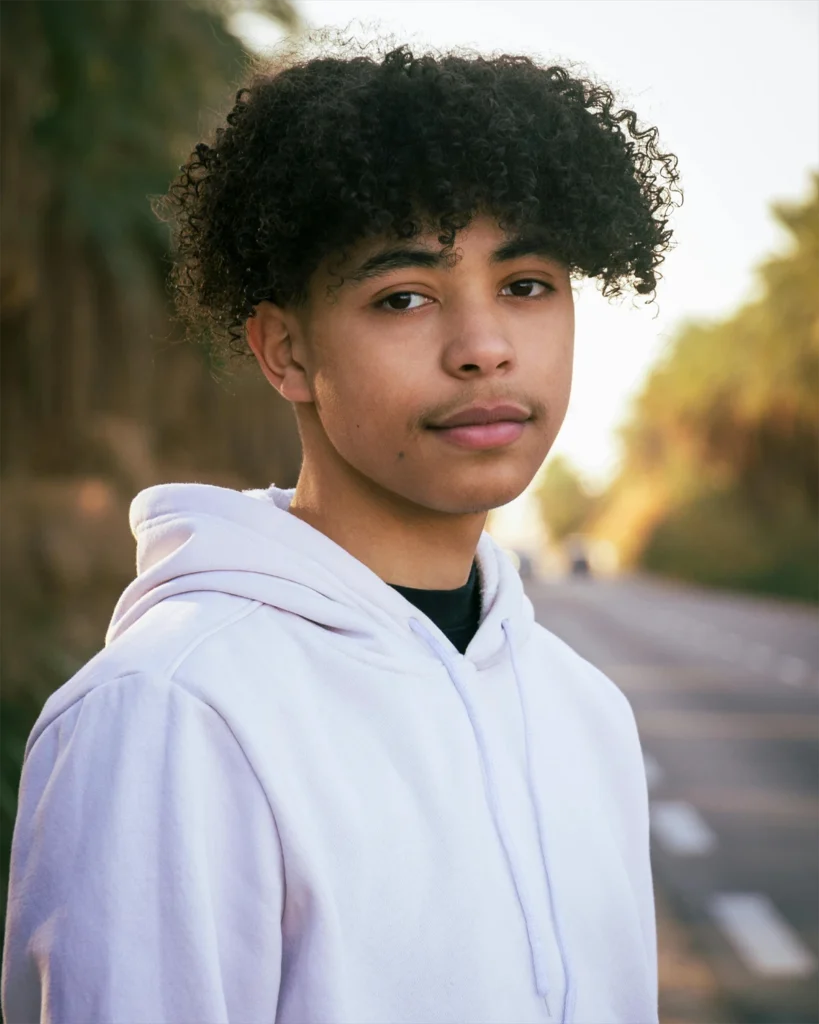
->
<box><xmin>106</xmin><ymin>482</ymin><xmax>535</xmax><ymax>670</ymax></box>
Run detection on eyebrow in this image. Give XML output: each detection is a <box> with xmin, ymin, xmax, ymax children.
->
<box><xmin>347</xmin><ymin>233</ymin><xmax>562</xmax><ymax>285</ymax></box>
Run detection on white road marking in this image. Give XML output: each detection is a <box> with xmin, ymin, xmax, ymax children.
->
<box><xmin>710</xmin><ymin>892</ymin><xmax>817</xmax><ymax>977</ymax></box>
<box><xmin>643</xmin><ymin>752</ymin><xmax>663</xmax><ymax>792</ymax></box>
<box><xmin>777</xmin><ymin>655</ymin><xmax>812</xmax><ymax>686</ymax></box>
<box><xmin>650</xmin><ymin>800</ymin><xmax>717</xmax><ymax>855</ymax></box>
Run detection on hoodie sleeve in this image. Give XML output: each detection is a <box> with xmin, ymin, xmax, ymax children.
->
<box><xmin>2</xmin><ymin>672</ymin><xmax>284</xmax><ymax>1024</ymax></box>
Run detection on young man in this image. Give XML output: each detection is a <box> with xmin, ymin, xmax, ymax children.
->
<box><xmin>3</xmin><ymin>36</ymin><xmax>680</xmax><ymax>1024</ymax></box>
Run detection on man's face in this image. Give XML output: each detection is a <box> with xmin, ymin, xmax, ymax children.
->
<box><xmin>274</xmin><ymin>215</ymin><xmax>574</xmax><ymax>516</ymax></box>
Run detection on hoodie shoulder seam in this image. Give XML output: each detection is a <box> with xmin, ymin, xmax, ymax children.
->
<box><xmin>160</xmin><ymin>596</ymin><xmax>264</xmax><ymax>678</ymax></box>
<box><xmin>162</xmin><ymin>675</ymin><xmax>288</xmax><ymax>879</ymax></box>
<box><xmin>24</xmin><ymin>670</ymin><xmax>287</xmax><ymax>878</ymax></box>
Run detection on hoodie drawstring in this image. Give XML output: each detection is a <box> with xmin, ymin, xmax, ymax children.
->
<box><xmin>409</xmin><ymin>616</ymin><xmax>574</xmax><ymax>1022</ymax></box>
<box><xmin>502</xmin><ymin>618</ymin><xmax>576</xmax><ymax>1024</ymax></box>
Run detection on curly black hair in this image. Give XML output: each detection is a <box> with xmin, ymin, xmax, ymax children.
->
<box><xmin>157</xmin><ymin>30</ymin><xmax>682</xmax><ymax>357</ymax></box>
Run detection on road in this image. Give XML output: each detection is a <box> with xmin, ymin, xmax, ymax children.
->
<box><xmin>525</xmin><ymin>572</ymin><xmax>819</xmax><ymax>1024</ymax></box>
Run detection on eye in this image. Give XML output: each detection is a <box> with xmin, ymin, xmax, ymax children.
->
<box><xmin>501</xmin><ymin>279</ymin><xmax>554</xmax><ymax>298</ymax></box>
<box><xmin>375</xmin><ymin>291</ymin><xmax>431</xmax><ymax>313</ymax></box>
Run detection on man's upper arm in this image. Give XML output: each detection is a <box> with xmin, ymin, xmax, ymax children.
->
<box><xmin>2</xmin><ymin>672</ymin><xmax>284</xmax><ymax>1024</ymax></box>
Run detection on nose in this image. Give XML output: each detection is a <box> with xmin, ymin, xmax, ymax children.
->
<box><xmin>441</xmin><ymin>304</ymin><xmax>516</xmax><ymax>379</ymax></box>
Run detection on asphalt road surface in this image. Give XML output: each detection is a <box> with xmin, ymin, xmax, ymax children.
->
<box><xmin>526</xmin><ymin>572</ymin><xmax>819</xmax><ymax>1024</ymax></box>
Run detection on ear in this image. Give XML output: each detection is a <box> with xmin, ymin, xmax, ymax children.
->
<box><xmin>246</xmin><ymin>302</ymin><xmax>313</xmax><ymax>404</ymax></box>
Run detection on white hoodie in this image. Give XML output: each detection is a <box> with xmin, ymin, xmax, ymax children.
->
<box><xmin>3</xmin><ymin>482</ymin><xmax>657</xmax><ymax>1024</ymax></box>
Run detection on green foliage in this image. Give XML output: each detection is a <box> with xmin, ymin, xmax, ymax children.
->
<box><xmin>641</xmin><ymin>484</ymin><xmax>818</xmax><ymax>601</ymax></box>
<box><xmin>606</xmin><ymin>174</ymin><xmax>819</xmax><ymax>601</ymax></box>
<box><xmin>0</xmin><ymin>0</ymin><xmax>300</xmax><ymax>957</ymax></box>
<box><xmin>534</xmin><ymin>455</ymin><xmax>597</xmax><ymax>542</ymax></box>
<box><xmin>3</xmin><ymin>1</ymin><xmax>235</xmax><ymax>263</ymax></box>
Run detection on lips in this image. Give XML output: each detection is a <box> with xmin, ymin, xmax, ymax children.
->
<box><xmin>427</xmin><ymin>403</ymin><xmax>531</xmax><ymax>450</ymax></box>
<box><xmin>429</xmin><ymin>404</ymin><xmax>531</xmax><ymax>429</ymax></box>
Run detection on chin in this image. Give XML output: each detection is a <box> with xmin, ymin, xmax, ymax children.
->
<box><xmin>417</xmin><ymin>476</ymin><xmax>532</xmax><ymax>516</ymax></box>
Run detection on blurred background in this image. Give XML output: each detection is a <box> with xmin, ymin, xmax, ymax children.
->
<box><xmin>1</xmin><ymin>1</ymin><xmax>817</xmax><ymax>1021</ymax></box>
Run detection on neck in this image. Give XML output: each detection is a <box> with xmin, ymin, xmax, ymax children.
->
<box><xmin>287</xmin><ymin>453</ymin><xmax>487</xmax><ymax>591</ymax></box>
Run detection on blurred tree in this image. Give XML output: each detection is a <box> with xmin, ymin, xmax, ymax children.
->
<box><xmin>0</xmin><ymin>0</ymin><xmax>302</xmax><ymax>932</ymax></box>
<box><xmin>593</xmin><ymin>174</ymin><xmax>819</xmax><ymax>601</ymax></box>
<box><xmin>534</xmin><ymin>455</ymin><xmax>597</xmax><ymax>542</ymax></box>
<box><xmin>0</xmin><ymin>0</ymin><xmax>305</xmax><ymax>668</ymax></box>
<box><xmin>0</xmin><ymin>0</ymin><xmax>302</xmax><ymax>479</ymax></box>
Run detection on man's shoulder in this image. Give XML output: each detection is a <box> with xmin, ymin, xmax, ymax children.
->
<box><xmin>35</xmin><ymin>592</ymin><xmax>274</xmax><ymax>741</ymax></box>
<box><xmin>527</xmin><ymin>618</ymin><xmax>634</xmax><ymax>716</ymax></box>
<box><xmin>525</xmin><ymin>621</ymin><xmax>643</xmax><ymax>780</ymax></box>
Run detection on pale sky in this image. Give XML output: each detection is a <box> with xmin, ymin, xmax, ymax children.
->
<box><xmin>233</xmin><ymin>0</ymin><xmax>819</xmax><ymax>496</ymax></box>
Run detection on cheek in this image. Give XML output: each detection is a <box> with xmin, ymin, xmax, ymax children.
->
<box><xmin>530</xmin><ymin>314</ymin><xmax>574</xmax><ymax>394</ymax></box>
<box><xmin>312</xmin><ymin>352</ymin><xmax>412</xmax><ymax>452</ymax></box>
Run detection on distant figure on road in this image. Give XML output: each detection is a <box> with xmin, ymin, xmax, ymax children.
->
<box><xmin>566</xmin><ymin>535</ymin><xmax>593</xmax><ymax>578</ymax></box>
<box><xmin>4</xmin><ymin>29</ymin><xmax>680</xmax><ymax>1024</ymax></box>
